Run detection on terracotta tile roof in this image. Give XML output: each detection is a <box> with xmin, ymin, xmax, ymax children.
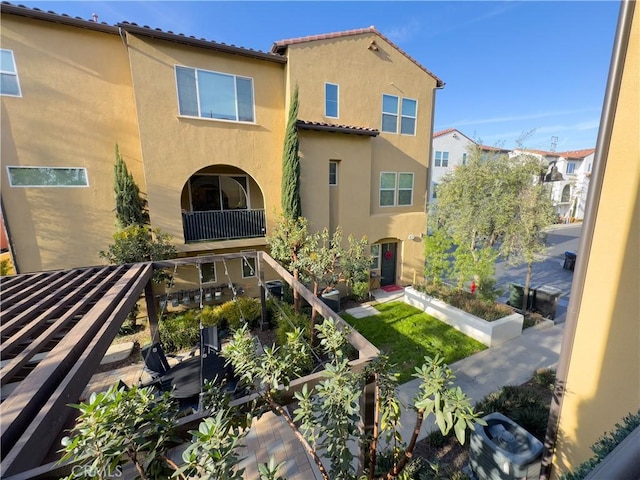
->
<box><xmin>433</xmin><ymin>128</ymin><xmax>458</xmax><ymax>138</ymax></box>
<box><xmin>271</xmin><ymin>26</ymin><xmax>444</xmax><ymax>87</ymax></box>
<box><xmin>556</xmin><ymin>148</ymin><xmax>596</xmax><ymax>159</ymax></box>
<box><xmin>1</xmin><ymin>1</ymin><xmax>117</xmax><ymax>33</ymax></box>
<box><xmin>479</xmin><ymin>144</ymin><xmax>511</xmax><ymax>153</ymax></box>
<box><xmin>517</xmin><ymin>148</ymin><xmax>562</xmax><ymax>157</ymax></box>
<box><xmin>296</xmin><ymin>120</ymin><xmax>379</xmax><ymax>137</ymax></box>
<box><xmin>117</xmin><ymin>22</ymin><xmax>286</xmax><ymax>63</ymax></box>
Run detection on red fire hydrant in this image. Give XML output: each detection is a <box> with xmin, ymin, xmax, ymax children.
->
<box><xmin>470</xmin><ymin>281</ymin><xmax>477</xmax><ymax>295</ymax></box>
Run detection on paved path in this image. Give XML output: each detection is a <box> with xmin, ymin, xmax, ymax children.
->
<box><xmin>395</xmin><ymin>323</ymin><xmax>564</xmax><ymax>443</ymax></box>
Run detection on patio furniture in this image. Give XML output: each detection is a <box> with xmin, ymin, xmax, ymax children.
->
<box><xmin>158</xmin><ymin>352</ymin><xmax>228</xmax><ymax>401</ymax></box>
<box><xmin>141</xmin><ymin>343</ymin><xmax>171</xmax><ymax>378</ymax></box>
<box><xmin>200</xmin><ymin>326</ymin><xmax>220</xmax><ymax>354</ymax></box>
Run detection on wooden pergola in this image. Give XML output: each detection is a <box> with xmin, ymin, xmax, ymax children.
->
<box><xmin>0</xmin><ymin>252</ymin><xmax>378</xmax><ymax>479</ymax></box>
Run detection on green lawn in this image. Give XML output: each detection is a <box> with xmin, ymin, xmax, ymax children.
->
<box><xmin>342</xmin><ymin>301</ymin><xmax>486</xmax><ymax>384</ymax></box>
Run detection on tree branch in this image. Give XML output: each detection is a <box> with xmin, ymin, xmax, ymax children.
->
<box><xmin>381</xmin><ymin>408</ymin><xmax>424</xmax><ymax>480</ymax></box>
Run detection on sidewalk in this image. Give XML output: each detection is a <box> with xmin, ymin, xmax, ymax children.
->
<box><xmin>395</xmin><ymin>322</ymin><xmax>565</xmax><ymax>442</ymax></box>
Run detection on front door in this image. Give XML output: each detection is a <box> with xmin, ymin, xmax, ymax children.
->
<box><xmin>380</xmin><ymin>242</ymin><xmax>397</xmax><ymax>286</ymax></box>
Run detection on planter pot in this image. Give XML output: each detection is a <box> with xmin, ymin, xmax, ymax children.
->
<box><xmin>403</xmin><ymin>287</ymin><xmax>523</xmax><ymax>347</ymax></box>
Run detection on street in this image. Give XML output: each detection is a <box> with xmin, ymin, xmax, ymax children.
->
<box><xmin>494</xmin><ymin>223</ymin><xmax>582</xmax><ymax>323</ymax></box>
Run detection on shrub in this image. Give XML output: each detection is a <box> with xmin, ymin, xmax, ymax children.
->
<box><xmin>158</xmin><ymin>309</ymin><xmax>200</xmax><ymax>354</ymax></box>
<box><xmin>533</xmin><ymin>368</ymin><xmax>556</xmax><ymax>390</ymax></box>
<box><xmin>350</xmin><ymin>281</ymin><xmax>370</xmax><ymax>302</ymax></box>
<box><xmin>417</xmin><ymin>283</ymin><xmax>512</xmax><ymax>322</ymax></box>
<box><xmin>562</xmin><ymin>410</ymin><xmax>640</xmax><ymax>480</ymax></box>
<box><xmin>275</xmin><ymin>301</ymin><xmax>311</xmax><ymax>346</ymax></box>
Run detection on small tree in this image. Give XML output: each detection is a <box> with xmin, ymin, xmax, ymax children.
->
<box><xmin>114</xmin><ymin>144</ymin><xmax>148</xmax><ymax>228</ymax></box>
<box><xmin>267</xmin><ymin>215</ymin><xmax>309</xmax><ymax>312</ymax></box>
<box><xmin>99</xmin><ymin>225</ymin><xmax>176</xmax><ymax>283</ymax></box>
<box><xmin>423</xmin><ymin>228</ymin><xmax>452</xmax><ymax>287</ymax></box>
<box><xmin>281</xmin><ymin>85</ymin><xmax>301</xmax><ymax>220</ymax></box>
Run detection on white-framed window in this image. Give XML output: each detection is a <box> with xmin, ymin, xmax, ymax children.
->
<box><xmin>200</xmin><ymin>262</ymin><xmax>217</xmax><ymax>283</ymax></box>
<box><xmin>379</xmin><ymin>172</ymin><xmax>414</xmax><ymax>207</ymax></box>
<box><xmin>381</xmin><ymin>94</ymin><xmax>418</xmax><ymax>135</ymax></box>
<box><xmin>1</xmin><ymin>49</ymin><xmax>21</xmax><ymax>97</ymax></box>
<box><xmin>400</xmin><ymin>98</ymin><xmax>417</xmax><ymax>135</ymax></box>
<box><xmin>370</xmin><ymin>244</ymin><xmax>380</xmax><ymax>270</ymax></box>
<box><xmin>561</xmin><ymin>184</ymin><xmax>571</xmax><ymax>203</ymax></box>
<box><xmin>566</xmin><ymin>161</ymin><xmax>576</xmax><ymax>174</ymax></box>
<box><xmin>325</xmin><ymin>83</ymin><xmax>339</xmax><ymax>118</ymax></box>
<box><xmin>434</xmin><ymin>151</ymin><xmax>449</xmax><ymax>167</ymax></box>
<box><xmin>462</xmin><ymin>153</ymin><xmax>467</xmax><ymax>165</ymax></box>
<box><xmin>241</xmin><ymin>250</ymin><xmax>256</xmax><ymax>278</ymax></box>
<box><xmin>175</xmin><ymin>66</ymin><xmax>255</xmax><ymax>122</ymax></box>
<box><xmin>7</xmin><ymin>167</ymin><xmax>88</xmax><ymax>187</ymax></box>
<box><xmin>329</xmin><ymin>161</ymin><xmax>338</xmax><ymax>186</ymax></box>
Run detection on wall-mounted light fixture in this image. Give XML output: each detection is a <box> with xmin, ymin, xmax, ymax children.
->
<box><xmin>368</xmin><ymin>40</ymin><xmax>379</xmax><ymax>51</ymax></box>
<box><xmin>407</xmin><ymin>234</ymin><xmax>416</xmax><ymax>240</ymax></box>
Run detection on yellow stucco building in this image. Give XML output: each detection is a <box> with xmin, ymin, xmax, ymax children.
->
<box><xmin>1</xmin><ymin>4</ymin><xmax>442</xmax><ymax>291</ymax></box>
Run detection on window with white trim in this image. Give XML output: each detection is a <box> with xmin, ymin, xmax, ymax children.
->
<box><xmin>1</xmin><ymin>49</ymin><xmax>21</xmax><ymax>97</ymax></box>
<box><xmin>566</xmin><ymin>161</ymin><xmax>576</xmax><ymax>174</ymax></box>
<box><xmin>241</xmin><ymin>251</ymin><xmax>256</xmax><ymax>278</ymax></box>
<box><xmin>7</xmin><ymin>167</ymin><xmax>88</xmax><ymax>187</ymax></box>
<box><xmin>325</xmin><ymin>83</ymin><xmax>339</xmax><ymax>118</ymax></box>
<box><xmin>434</xmin><ymin>151</ymin><xmax>449</xmax><ymax>167</ymax></box>
<box><xmin>379</xmin><ymin>172</ymin><xmax>414</xmax><ymax>207</ymax></box>
<box><xmin>175</xmin><ymin>66</ymin><xmax>254</xmax><ymax>122</ymax></box>
<box><xmin>201</xmin><ymin>263</ymin><xmax>217</xmax><ymax>283</ymax></box>
<box><xmin>381</xmin><ymin>94</ymin><xmax>417</xmax><ymax>135</ymax></box>
<box><xmin>462</xmin><ymin>153</ymin><xmax>467</xmax><ymax>165</ymax></box>
<box><xmin>329</xmin><ymin>161</ymin><xmax>338</xmax><ymax>186</ymax></box>
<box><xmin>370</xmin><ymin>244</ymin><xmax>380</xmax><ymax>270</ymax></box>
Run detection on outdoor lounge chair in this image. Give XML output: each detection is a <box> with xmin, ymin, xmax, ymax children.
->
<box><xmin>141</xmin><ymin>342</ymin><xmax>171</xmax><ymax>379</ymax></box>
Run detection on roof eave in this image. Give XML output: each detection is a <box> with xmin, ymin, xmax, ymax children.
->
<box><xmin>119</xmin><ymin>23</ymin><xmax>286</xmax><ymax>63</ymax></box>
<box><xmin>1</xmin><ymin>2</ymin><xmax>118</xmax><ymax>34</ymax></box>
<box><xmin>297</xmin><ymin>120</ymin><xmax>379</xmax><ymax>137</ymax></box>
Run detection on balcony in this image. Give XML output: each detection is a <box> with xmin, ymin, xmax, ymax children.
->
<box><xmin>182</xmin><ymin>209</ymin><xmax>265</xmax><ymax>242</ymax></box>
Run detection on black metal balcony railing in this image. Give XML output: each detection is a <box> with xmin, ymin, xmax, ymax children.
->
<box><xmin>182</xmin><ymin>209</ymin><xmax>266</xmax><ymax>242</ymax></box>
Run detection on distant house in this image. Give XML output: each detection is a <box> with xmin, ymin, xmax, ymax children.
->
<box><xmin>431</xmin><ymin>129</ymin><xmax>595</xmax><ymax>221</ymax></box>
<box><xmin>511</xmin><ymin>148</ymin><xmax>596</xmax><ymax>221</ymax></box>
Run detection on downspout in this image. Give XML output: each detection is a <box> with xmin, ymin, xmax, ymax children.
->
<box><xmin>426</xmin><ymin>83</ymin><xmax>445</xmax><ymax>220</ymax></box>
<box><xmin>539</xmin><ymin>1</ymin><xmax>635</xmax><ymax>478</ymax></box>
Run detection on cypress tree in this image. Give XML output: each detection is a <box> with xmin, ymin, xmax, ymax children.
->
<box><xmin>114</xmin><ymin>144</ymin><xmax>149</xmax><ymax>228</ymax></box>
<box><xmin>281</xmin><ymin>86</ymin><xmax>302</xmax><ymax>219</ymax></box>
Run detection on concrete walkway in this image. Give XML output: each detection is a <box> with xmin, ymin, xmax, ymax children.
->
<box><xmin>395</xmin><ymin>323</ymin><xmax>564</xmax><ymax>442</ymax></box>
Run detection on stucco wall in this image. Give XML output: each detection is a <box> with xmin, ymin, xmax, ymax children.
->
<box><xmin>552</xmin><ymin>5</ymin><xmax>639</xmax><ymax>476</ymax></box>
<box><xmin>1</xmin><ymin>16</ymin><xmax>142</xmax><ymax>272</ymax></box>
<box><xmin>124</xmin><ymin>34</ymin><xmax>286</xmax><ymax>243</ymax></box>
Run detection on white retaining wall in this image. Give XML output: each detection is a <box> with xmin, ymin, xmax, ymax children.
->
<box><xmin>403</xmin><ymin>287</ymin><xmax>523</xmax><ymax>347</ymax></box>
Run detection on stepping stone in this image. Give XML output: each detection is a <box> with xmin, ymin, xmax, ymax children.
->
<box><xmin>345</xmin><ymin>304</ymin><xmax>379</xmax><ymax>319</ymax></box>
<box><xmin>100</xmin><ymin>341</ymin><xmax>134</xmax><ymax>365</ymax></box>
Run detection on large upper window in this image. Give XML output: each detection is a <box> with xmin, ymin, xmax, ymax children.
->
<box><xmin>7</xmin><ymin>167</ymin><xmax>88</xmax><ymax>187</ymax></box>
<box><xmin>325</xmin><ymin>83</ymin><xmax>339</xmax><ymax>118</ymax></box>
<box><xmin>1</xmin><ymin>49</ymin><xmax>21</xmax><ymax>97</ymax></box>
<box><xmin>379</xmin><ymin>172</ymin><xmax>414</xmax><ymax>207</ymax></box>
<box><xmin>435</xmin><ymin>151</ymin><xmax>449</xmax><ymax>167</ymax></box>
<box><xmin>188</xmin><ymin>174</ymin><xmax>249</xmax><ymax>211</ymax></box>
<box><xmin>566</xmin><ymin>161</ymin><xmax>576</xmax><ymax>174</ymax></box>
<box><xmin>381</xmin><ymin>94</ymin><xmax>417</xmax><ymax>135</ymax></box>
<box><xmin>175</xmin><ymin>66</ymin><xmax>254</xmax><ymax>122</ymax></box>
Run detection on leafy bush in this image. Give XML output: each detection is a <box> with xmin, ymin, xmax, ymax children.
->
<box><xmin>274</xmin><ymin>301</ymin><xmax>311</xmax><ymax>346</ymax></box>
<box><xmin>562</xmin><ymin>410</ymin><xmax>640</xmax><ymax>480</ymax></box>
<box><xmin>417</xmin><ymin>283</ymin><xmax>512</xmax><ymax>322</ymax></box>
<box><xmin>158</xmin><ymin>309</ymin><xmax>200</xmax><ymax>353</ymax></box>
<box><xmin>533</xmin><ymin>368</ymin><xmax>556</xmax><ymax>390</ymax></box>
<box><xmin>350</xmin><ymin>281</ymin><xmax>370</xmax><ymax>302</ymax></box>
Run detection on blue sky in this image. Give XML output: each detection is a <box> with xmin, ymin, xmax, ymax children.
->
<box><xmin>20</xmin><ymin>1</ymin><xmax>620</xmax><ymax>151</ymax></box>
